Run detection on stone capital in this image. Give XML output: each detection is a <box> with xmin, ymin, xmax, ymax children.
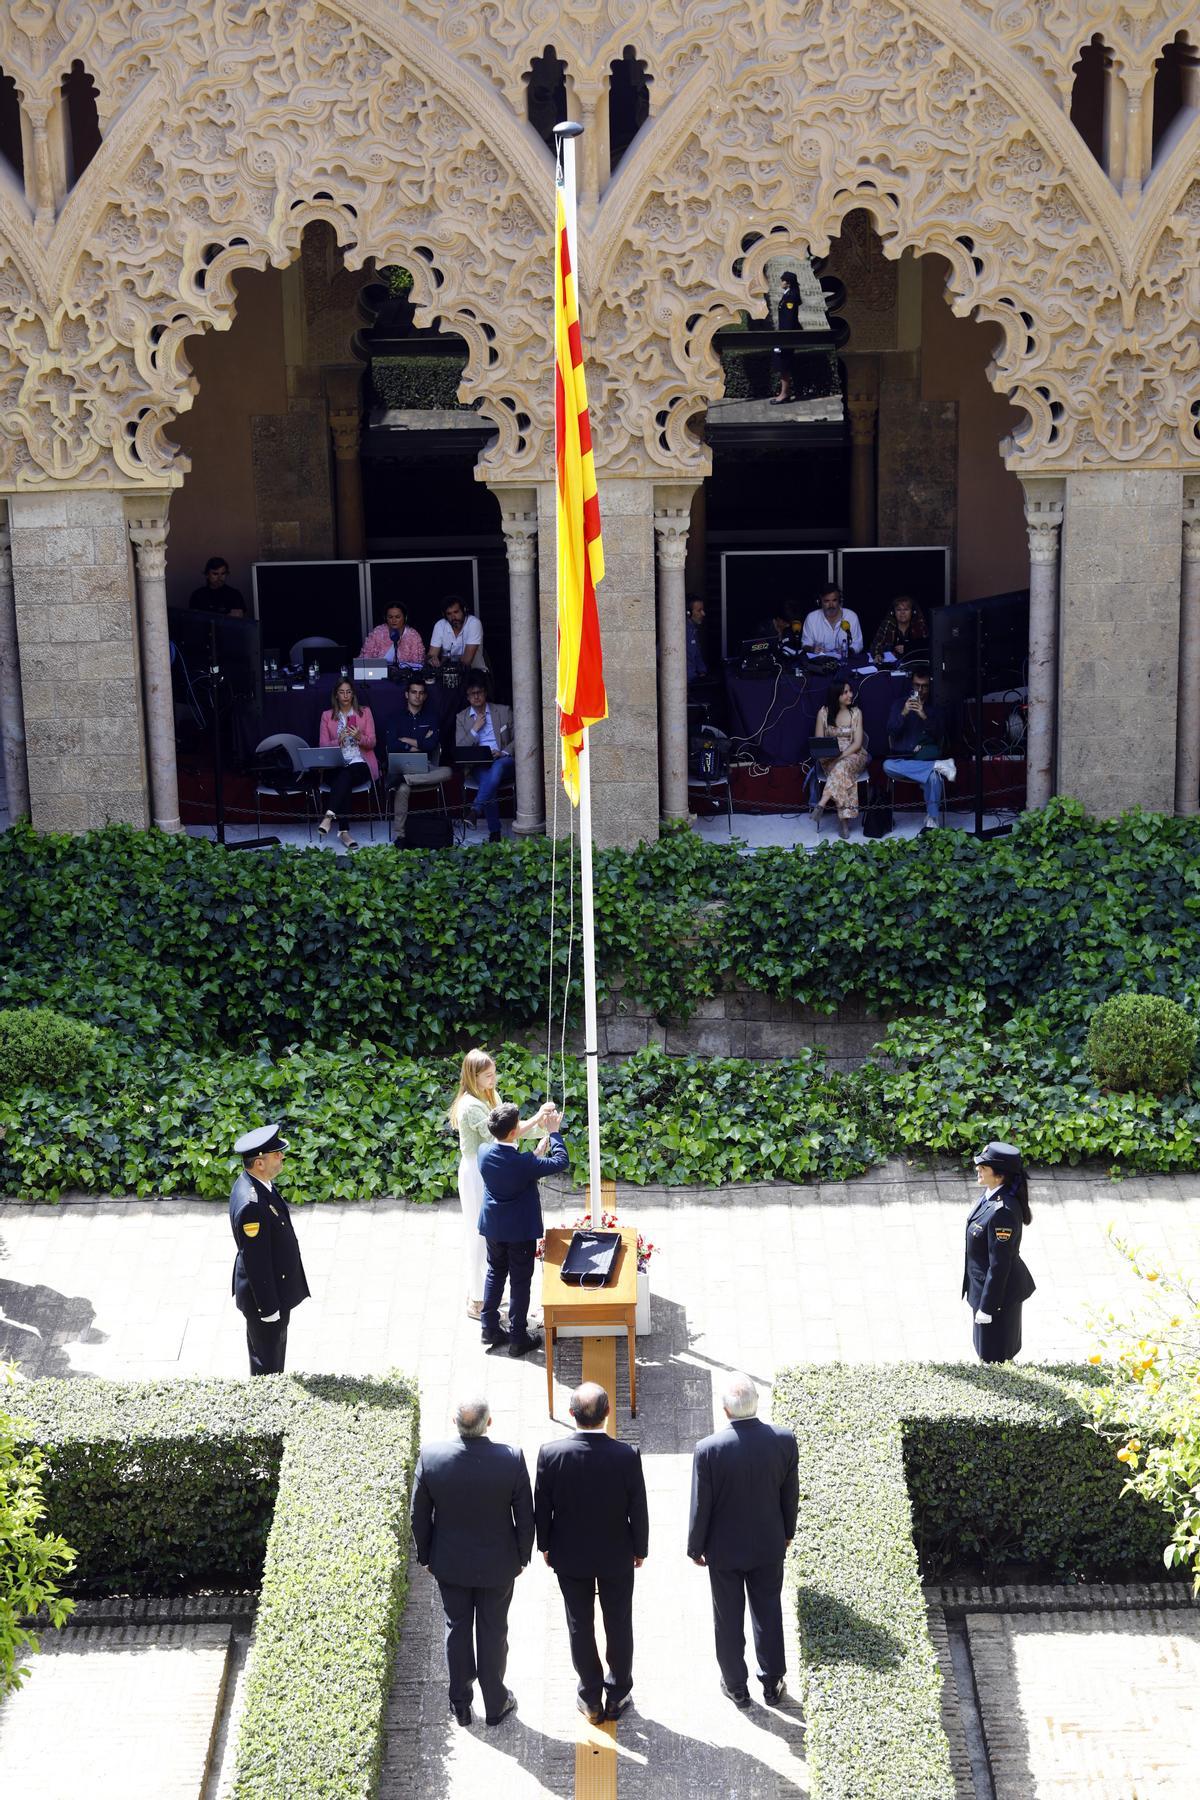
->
<box><xmin>1184</xmin><ymin>490</ymin><xmax>1200</xmax><ymax>565</ymax></box>
<box><xmin>500</xmin><ymin>510</ymin><xmax>538</xmax><ymax>575</ymax></box>
<box><xmin>124</xmin><ymin>495</ymin><xmax>171</xmax><ymax>582</ymax></box>
<box><xmin>653</xmin><ymin>508</ymin><xmax>690</xmax><ymax>571</ymax></box>
<box><xmin>1020</xmin><ymin>477</ymin><xmax>1065</xmax><ymax>565</ymax></box>
<box><xmin>329</xmin><ymin>408</ymin><xmax>360</xmax><ymax>460</ymax></box>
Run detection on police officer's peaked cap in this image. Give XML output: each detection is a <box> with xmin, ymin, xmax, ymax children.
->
<box><xmin>234</xmin><ymin>1124</ymin><xmax>289</xmax><ymax>1157</ymax></box>
<box><xmin>973</xmin><ymin>1140</ymin><xmax>1022</xmax><ymax>1173</ymax></box>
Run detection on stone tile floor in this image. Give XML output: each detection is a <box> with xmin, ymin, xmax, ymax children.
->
<box><xmin>2</xmin><ymin>1165</ymin><xmax>1199</xmax><ymax>1797</ymax></box>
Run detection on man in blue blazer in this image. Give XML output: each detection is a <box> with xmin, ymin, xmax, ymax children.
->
<box><xmin>535</xmin><ymin>1383</ymin><xmax>649</xmax><ymax>1723</ymax></box>
<box><xmin>477</xmin><ymin>1102</ymin><xmax>569</xmax><ymax>1356</ymax></box>
<box><xmin>687</xmin><ymin>1372</ymin><xmax>799</xmax><ymax>1709</ymax></box>
<box><xmin>410</xmin><ymin>1395</ymin><xmax>534</xmax><ymax>1728</ymax></box>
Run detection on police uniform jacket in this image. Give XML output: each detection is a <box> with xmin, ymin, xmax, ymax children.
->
<box><xmin>229</xmin><ymin>1171</ymin><xmax>310</xmax><ymax>1320</ymax></box>
<box><xmin>962</xmin><ymin>1184</ymin><xmax>1035</xmax><ymax>1317</ymax></box>
<box><xmin>476</xmin><ymin>1131</ymin><xmax>569</xmax><ymax>1242</ymax></box>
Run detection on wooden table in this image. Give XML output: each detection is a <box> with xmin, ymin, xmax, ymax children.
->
<box><xmin>541</xmin><ymin>1225</ymin><xmax>638</xmax><ymax>1419</ymax></box>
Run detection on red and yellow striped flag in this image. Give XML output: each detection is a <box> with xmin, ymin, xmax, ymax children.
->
<box><xmin>554</xmin><ymin>185</ymin><xmax>606</xmax><ymax>804</ymax></box>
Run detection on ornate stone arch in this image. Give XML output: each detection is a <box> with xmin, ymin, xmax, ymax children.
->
<box><xmin>589</xmin><ymin>0</ymin><xmax>1200</xmax><ymax>478</ymax></box>
<box><xmin>0</xmin><ymin>1</ymin><xmax>557</xmax><ymax>491</ymax></box>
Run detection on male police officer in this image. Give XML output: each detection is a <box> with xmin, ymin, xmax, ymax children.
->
<box><xmin>229</xmin><ymin>1124</ymin><xmax>309</xmax><ymax>1375</ymax></box>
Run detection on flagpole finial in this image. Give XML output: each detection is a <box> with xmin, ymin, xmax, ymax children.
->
<box><xmin>553</xmin><ymin>121</ymin><xmax>584</xmax><ymax>139</ymax></box>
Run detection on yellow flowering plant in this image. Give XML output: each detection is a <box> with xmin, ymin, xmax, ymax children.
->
<box><xmin>1087</xmin><ymin>1229</ymin><xmax>1200</xmax><ymax>1591</ymax></box>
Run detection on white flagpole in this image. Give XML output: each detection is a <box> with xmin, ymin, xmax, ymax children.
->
<box><xmin>555</xmin><ymin>122</ymin><xmax>604</xmax><ymax>1225</ymax></box>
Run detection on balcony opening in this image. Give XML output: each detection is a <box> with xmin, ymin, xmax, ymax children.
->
<box><xmin>609</xmin><ymin>46</ymin><xmax>652</xmax><ymax>171</ymax></box>
<box><xmin>61</xmin><ymin>59</ymin><xmax>102</xmax><ymax>184</ymax></box>
<box><xmin>0</xmin><ymin>67</ymin><xmax>23</xmax><ymax>185</ymax></box>
<box><xmin>1070</xmin><ymin>35</ymin><xmax>1110</xmax><ymax>169</ymax></box>
<box><xmin>1152</xmin><ymin>34</ymin><xmax>1199</xmax><ymax>163</ymax></box>
<box><xmin>524</xmin><ymin>47</ymin><xmax>569</xmax><ymax>153</ymax></box>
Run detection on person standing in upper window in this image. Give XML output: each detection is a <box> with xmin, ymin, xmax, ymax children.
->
<box><xmin>800</xmin><ymin>585</ymin><xmax>863</xmax><ymax>656</ymax></box>
<box><xmin>429</xmin><ymin>596</ymin><xmax>487</xmax><ymax>672</ymax></box>
<box><xmin>770</xmin><ymin>268</ymin><xmax>802</xmax><ymax>405</ymax></box>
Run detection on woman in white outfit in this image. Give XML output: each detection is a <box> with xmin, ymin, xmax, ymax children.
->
<box><xmin>449</xmin><ymin>1049</ymin><xmax>554</xmax><ymax>1320</ymax></box>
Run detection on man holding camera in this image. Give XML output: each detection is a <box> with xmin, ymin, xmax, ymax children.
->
<box><xmin>477</xmin><ymin>1103</ymin><xmax>568</xmax><ymax>1357</ymax></box>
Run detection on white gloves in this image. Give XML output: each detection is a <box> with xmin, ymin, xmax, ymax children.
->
<box><xmin>974</xmin><ymin>1310</ymin><xmax>992</xmax><ymax>1325</ymax></box>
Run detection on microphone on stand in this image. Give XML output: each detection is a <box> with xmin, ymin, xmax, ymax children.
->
<box><xmin>389</xmin><ymin>625</ymin><xmax>401</xmax><ymax>681</ymax></box>
<box><xmin>840</xmin><ymin>618</ymin><xmax>852</xmax><ymax>661</ymax></box>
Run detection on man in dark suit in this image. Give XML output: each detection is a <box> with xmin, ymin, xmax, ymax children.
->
<box><xmin>477</xmin><ymin>1102</ymin><xmax>569</xmax><ymax>1356</ymax></box>
<box><xmin>687</xmin><ymin>1372</ymin><xmax>799</xmax><ymax>1708</ymax></box>
<box><xmin>535</xmin><ymin>1383</ymin><xmax>649</xmax><ymax>1724</ymax></box>
<box><xmin>410</xmin><ymin>1396</ymin><xmax>534</xmax><ymax>1728</ymax></box>
<box><xmin>228</xmin><ymin>1123</ymin><xmax>309</xmax><ymax>1375</ymax></box>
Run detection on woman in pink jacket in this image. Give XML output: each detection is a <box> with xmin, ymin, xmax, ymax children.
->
<box><xmin>317</xmin><ymin>678</ymin><xmax>379</xmax><ymax>849</ymax></box>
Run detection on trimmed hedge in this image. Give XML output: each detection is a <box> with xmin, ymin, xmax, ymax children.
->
<box><xmin>1085</xmin><ymin>992</ymin><xmax>1198</xmax><ymax>1094</ymax></box>
<box><xmin>16</xmin><ymin>1375</ymin><xmax>419</xmax><ymax>1799</ymax></box>
<box><xmin>4</xmin><ymin>800</ymin><xmax>1200</xmax><ymax>1058</ymax></box>
<box><xmin>773</xmin><ymin>1364</ymin><xmax>1178</xmax><ymax>1800</ymax></box>
<box><xmin>0</xmin><ymin>1007</ymin><xmax>101</xmax><ymax>1095</ymax></box>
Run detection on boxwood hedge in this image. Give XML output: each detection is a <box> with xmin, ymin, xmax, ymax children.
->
<box><xmin>14</xmin><ymin>1374</ymin><xmax>419</xmax><ymax>1799</ymax></box>
<box><xmin>772</xmin><ymin>1363</ymin><xmax>1178</xmax><ymax>1800</ymax></box>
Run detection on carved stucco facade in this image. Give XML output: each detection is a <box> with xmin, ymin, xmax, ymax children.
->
<box><xmin>0</xmin><ymin>0</ymin><xmax>1197</xmax><ymax>836</ymax></box>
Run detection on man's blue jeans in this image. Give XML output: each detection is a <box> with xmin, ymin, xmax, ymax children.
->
<box><xmin>473</xmin><ymin>754</ymin><xmax>515</xmax><ymax>833</ymax></box>
<box><xmin>883</xmin><ymin>757</ymin><xmax>942</xmax><ymax>817</ymax></box>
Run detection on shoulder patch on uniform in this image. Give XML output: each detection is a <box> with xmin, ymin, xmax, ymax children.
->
<box><xmin>242</xmin><ymin>1220</ymin><xmax>261</xmax><ymax>1239</ymax></box>
<box><xmin>994</xmin><ymin>1227</ymin><xmax>1013</xmax><ymax>1240</ymax></box>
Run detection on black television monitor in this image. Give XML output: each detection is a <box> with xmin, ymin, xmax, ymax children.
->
<box><xmin>251</xmin><ymin>560</ymin><xmax>364</xmax><ymax>662</ymax></box>
<box><xmin>169</xmin><ymin>607</ymin><xmax>263</xmax><ymax>712</ymax></box>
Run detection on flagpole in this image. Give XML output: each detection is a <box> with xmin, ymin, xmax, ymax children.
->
<box><xmin>554</xmin><ymin>122</ymin><xmax>604</xmax><ymax>1224</ymax></box>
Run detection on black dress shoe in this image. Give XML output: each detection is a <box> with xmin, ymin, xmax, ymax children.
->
<box><xmin>508</xmin><ymin>1332</ymin><xmax>542</xmax><ymax>1357</ymax></box>
<box><xmin>720</xmin><ymin>1678</ymin><xmax>751</xmax><ymax>1709</ymax></box>
<box><xmin>485</xmin><ymin>1689</ymin><xmax>517</xmax><ymax>1727</ymax></box>
<box><xmin>762</xmin><ymin>1676</ymin><xmax>786</xmax><ymax>1707</ymax></box>
<box><xmin>481</xmin><ymin>1328</ymin><xmax>510</xmax><ymax>1349</ymax></box>
<box><xmin>451</xmin><ymin>1701</ymin><xmax>473</xmax><ymax>1726</ymax></box>
<box><xmin>577</xmin><ymin>1695</ymin><xmax>605</xmax><ymax>1726</ymax></box>
<box><xmin>604</xmin><ymin>1688</ymin><xmax>633</xmax><ymax>1720</ymax></box>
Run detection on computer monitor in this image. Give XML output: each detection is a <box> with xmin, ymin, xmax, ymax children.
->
<box><xmin>169</xmin><ymin>608</ymin><xmax>263</xmax><ymax>711</ymax></box>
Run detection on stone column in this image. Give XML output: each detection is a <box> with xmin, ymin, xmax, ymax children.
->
<box><xmin>0</xmin><ymin>506</ymin><xmax>31</xmax><ymax>819</ymax></box>
<box><xmin>1057</xmin><ymin>469</ymin><xmax>1182</xmax><ymax>817</ymax></box>
<box><xmin>1020</xmin><ymin>477</ymin><xmax>1065</xmax><ymax>812</ymax></box>
<box><xmin>537</xmin><ymin>476</ymin><xmax>659</xmax><ymax>848</ymax></box>
<box><xmin>498</xmin><ymin>491</ymin><xmax>545</xmax><ymax>836</ymax></box>
<box><xmin>845</xmin><ymin>359</ymin><xmax>879</xmax><ymax>548</ymax></box>
<box><xmin>653</xmin><ymin>487</ymin><xmax>695</xmax><ymax>823</ymax></box>
<box><xmin>9</xmin><ymin>490</ymin><xmax>149</xmax><ymax>831</ymax></box>
<box><xmin>324</xmin><ymin>366</ymin><xmax>365</xmax><ymax>560</ymax></box>
<box><xmin>1174</xmin><ymin>481</ymin><xmax>1200</xmax><ymax>815</ymax></box>
<box><xmin>126</xmin><ymin>497</ymin><xmax>182</xmax><ymax>834</ymax></box>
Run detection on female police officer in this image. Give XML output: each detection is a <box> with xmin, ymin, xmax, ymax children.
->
<box><xmin>963</xmin><ymin>1140</ymin><xmax>1036</xmax><ymax>1362</ymax></box>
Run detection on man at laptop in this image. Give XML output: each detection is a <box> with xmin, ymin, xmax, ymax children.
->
<box><xmin>387</xmin><ymin>677</ymin><xmax>451</xmax><ymax>845</ymax></box>
<box><xmin>456</xmin><ymin>678</ymin><xmax>514</xmax><ymax>843</ymax></box>
<box><xmin>361</xmin><ymin>602</ymin><xmax>425</xmax><ymax>668</ymax></box>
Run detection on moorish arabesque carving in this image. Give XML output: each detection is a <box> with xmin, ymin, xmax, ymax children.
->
<box><xmin>0</xmin><ymin>0</ymin><xmax>1198</xmax><ymax>491</ymax></box>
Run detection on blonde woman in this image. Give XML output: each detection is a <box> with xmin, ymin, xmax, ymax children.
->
<box><xmin>449</xmin><ymin>1050</ymin><xmax>554</xmax><ymax>1319</ymax></box>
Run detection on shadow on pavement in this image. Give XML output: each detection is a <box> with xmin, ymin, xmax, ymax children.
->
<box><xmin>0</xmin><ymin>1277</ymin><xmax>107</xmax><ymax>1378</ymax></box>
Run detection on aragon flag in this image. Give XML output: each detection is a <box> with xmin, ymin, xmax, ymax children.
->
<box><xmin>554</xmin><ymin>185</ymin><xmax>606</xmax><ymax>805</ymax></box>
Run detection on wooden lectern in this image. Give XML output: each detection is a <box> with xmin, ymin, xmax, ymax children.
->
<box><xmin>541</xmin><ymin>1224</ymin><xmax>638</xmax><ymax>1419</ymax></box>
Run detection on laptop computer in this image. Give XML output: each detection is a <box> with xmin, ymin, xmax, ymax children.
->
<box><xmin>353</xmin><ymin>659</ymin><xmax>389</xmax><ymax>681</ymax></box>
<box><xmin>454</xmin><ymin>746</ymin><xmax>494</xmax><ymax>767</ymax></box>
<box><xmin>297</xmin><ymin>747</ymin><xmax>344</xmax><ymax>770</ymax></box>
<box><xmin>808</xmin><ymin>736</ymin><xmax>841</xmax><ymax>757</ymax></box>
<box><xmin>388</xmin><ymin>752</ymin><xmax>430</xmax><ymax>779</ymax></box>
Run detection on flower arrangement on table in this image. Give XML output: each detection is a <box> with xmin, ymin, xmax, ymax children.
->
<box><xmin>573</xmin><ymin>1210</ymin><xmax>657</xmax><ymax>1274</ymax></box>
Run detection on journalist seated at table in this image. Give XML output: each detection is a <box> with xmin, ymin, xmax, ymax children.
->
<box><xmin>430</xmin><ymin>596</ymin><xmax>488</xmax><ymax>672</ymax></box>
<box><xmin>317</xmin><ymin>677</ymin><xmax>379</xmax><ymax>849</ymax></box>
<box><xmin>870</xmin><ymin>595</ymin><xmax>928</xmax><ymax>662</ymax></box>
<box><xmin>882</xmin><ymin>669</ymin><xmax>956</xmax><ymax>830</ymax></box>
<box><xmin>457</xmin><ymin>678</ymin><xmax>514</xmax><ymax>843</ymax></box>
<box><xmin>387</xmin><ymin>677</ymin><xmax>451</xmax><ymax>845</ymax></box>
<box><xmin>361</xmin><ymin>602</ymin><xmax>425</xmax><ymax>667</ymax></box>
<box><xmin>800</xmin><ymin>585</ymin><xmax>863</xmax><ymax>656</ymax></box>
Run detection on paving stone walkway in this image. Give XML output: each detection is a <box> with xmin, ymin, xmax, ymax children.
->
<box><xmin>2</xmin><ymin>1164</ymin><xmax>1199</xmax><ymax>1798</ymax></box>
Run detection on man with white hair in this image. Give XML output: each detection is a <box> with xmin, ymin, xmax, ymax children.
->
<box><xmin>410</xmin><ymin>1396</ymin><xmax>534</xmax><ymax>1729</ymax></box>
<box><xmin>687</xmin><ymin>1373</ymin><xmax>799</xmax><ymax>1709</ymax></box>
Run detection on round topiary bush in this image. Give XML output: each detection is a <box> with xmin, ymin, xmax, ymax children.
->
<box><xmin>0</xmin><ymin>1007</ymin><xmax>102</xmax><ymax>1094</ymax></box>
<box><xmin>1085</xmin><ymin>994</ymin><xmax>1198</xmax><ymax>1095</ymax></box>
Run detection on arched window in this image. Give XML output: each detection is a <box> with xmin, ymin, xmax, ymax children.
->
<box><xmin>1070</xmin><ymin>34</ymin><xmax>1110</xmax><ymax>169</ymax></box>
<box><xmin>609</xmin><ymin>46</ymin><xmax>652</xmax><ymax>170</ymax></box>
<box><xmin>61</xmin><ymin>59</ymin><xmax>101</xmax><ymax>185</ymax></box>
<box><xmin>1152</xmin><ymin>34</ymin><xmax>1200</xmax><ymax>163</ymax></box>
<box><xmin>0</xmin><ymin>67</ymin><xmax>23</xmax><ymax>185</ymax></box>
<box><xmin>524</xmin><ymin>46</ymin><xmax>568</xmax><ymax>153</ymax></box>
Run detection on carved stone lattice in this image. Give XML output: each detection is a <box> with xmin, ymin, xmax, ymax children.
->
<box><xmin>0</xmin><ymin>1</ymin><xmax>1197</xmax><ymax>491</ymax></box>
